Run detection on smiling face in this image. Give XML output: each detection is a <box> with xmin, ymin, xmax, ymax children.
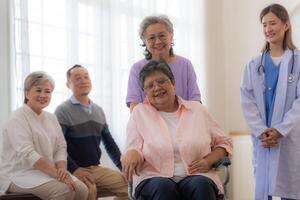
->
<box><xmin>262</xmin><ymin>11</ymin><xmax>289</xmax><ymax>48</ymax></box>
<box><xmin>67</xmin><ymin>67</ymin><xmax>92</xmax><ymax>97</ymax></box>
<box><xmin>25</xmin><ymin>80</ymin><xmax>53</xmax><ymax>114</ymax></box>
<box><xmin>143</xmin><ymin>70</ymin><xmax>177</xmax><ymax>112</ymax></box>
<box><xmin>143</xmin><ymin>23</ymin><xmax>173</xmax><ymax>60</ymax></box>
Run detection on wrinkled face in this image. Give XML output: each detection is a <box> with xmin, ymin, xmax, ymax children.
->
<box><xmin>143</xmin><ymin>70</ymin><xmax>176</xmax><ymax>111</ymax></box>
<box><xmin>143</xmin><ymin>23</ymin><xmax>173</xmax><ymax>60</ymax></box>
<box><xmin>262</xmin><ymin>12</ymin><xmax>289</xmax><ymax>46</ymax></box>
<box><xmin>67</xmin><ymin>67</ymin><xmax>92</xmax><ymax>97</ymax></box>
<box><xmin>25</xmin><ymin>80</ymin><xmax>53</xmax><ymax>114</ymax></box>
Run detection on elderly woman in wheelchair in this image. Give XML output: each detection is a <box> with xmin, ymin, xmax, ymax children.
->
<box><xmin>121</xmin><ymin>60</ymin><xmax>233</xmax><ymax>200</ymax></box>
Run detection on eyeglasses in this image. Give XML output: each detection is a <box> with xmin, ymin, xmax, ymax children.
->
<box><xmin>145</xmin><ymin>32</ymin><xmax>168</xmax><ymax>44</ymax></box>
<box><xmin>143</xmin><ymin>78</ymin><xmax>171</xmax><ymax>92</ymax></box>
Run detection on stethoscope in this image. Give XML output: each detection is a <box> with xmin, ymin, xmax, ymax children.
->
<box><xmin>257</xmin><ymin>49</ymin><xmax>295</xmax><ymax>83</ymax></box>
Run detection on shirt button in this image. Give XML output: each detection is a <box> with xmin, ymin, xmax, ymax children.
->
<box><xmin>268</xmin><ymin>87</ymin><xmax>272</xmax><ymax>90</ymax></box>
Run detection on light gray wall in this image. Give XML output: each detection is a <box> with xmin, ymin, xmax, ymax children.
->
<box><xmin>0</xmin><ymin>0</ymin><xmax>10</xmax><ymax>127</ymax></box>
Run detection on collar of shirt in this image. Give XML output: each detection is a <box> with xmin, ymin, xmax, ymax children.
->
<box><xmin>143</xmin><ymin>96</ymin><xmax>192</xmax><ymax>112</ymax></box>
<box><xmin>23</xmin><ymin>104</ymin><xmax>45</xmax><ymax>120</ymax></box>
<box><xmin>70</xmin><ymin>95</ymin><xmax>93</xmax><ymax>114</ymax></box>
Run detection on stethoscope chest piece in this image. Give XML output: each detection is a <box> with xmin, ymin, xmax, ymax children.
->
<box><xmin>259</xmin><ymin>49</ymin><xmax>295</xmax><ymax>83</ymax></box>
<box><xmin>288</xmin><ymin>74</ymin><xmax>294</xmax><ymax>83</ymax></box>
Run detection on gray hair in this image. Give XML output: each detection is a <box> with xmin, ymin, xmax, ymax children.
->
<box><xmin>24</xmin><ymin>71</ymin><xmax>55</xmax><ymax>103</ymax></box>
<box><xmin>139</xmin><ymin>15</ymin><xmax>174</xmax><ymax>60</ymax></box>
<box><xmin>139</xmin><ymin>60</ymin><xmax>175</xmax><ymax>90</ymax></box>
<box><xmin>139</xmin><ymin>15</ymin><xmax>174</xmax><ymax>40</ymax></box>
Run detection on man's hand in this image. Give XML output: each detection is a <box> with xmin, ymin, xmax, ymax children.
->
<box><xmin>73</xmin><ymin>168</ymin><xmax>95</xmax><ymax>187</ymax></box>
<box><xmin>61</xmin><ymin>174</ymin><xmax>76</xmax><ymax>191</ymax></box>
<box><xmin>56</xmin><ymin>167</ymin><xmax>68</xmax><ymax>181</ymax></box>
<box><xmin>121</xmin><ymin>149</ymin><xmax>143</xmax><ymax>182</ymax></box>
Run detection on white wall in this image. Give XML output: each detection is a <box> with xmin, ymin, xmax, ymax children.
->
<box><xmin>203</xmin><ymin>1</ymin><xmax>226</xmax><ymax>128</ymax></box>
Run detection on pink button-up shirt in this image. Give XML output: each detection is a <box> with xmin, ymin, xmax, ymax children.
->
<box><xmin>124</xmin><ymin>97</ymin><xmax>233</xmax><ymax>194</ymax></box>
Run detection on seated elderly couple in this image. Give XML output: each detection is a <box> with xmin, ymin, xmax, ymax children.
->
<box><xmin>0</xmin><ymin>61</ymin><xmax>232</xmax><ymax>200</ymax></box>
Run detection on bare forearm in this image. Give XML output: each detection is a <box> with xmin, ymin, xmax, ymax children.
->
<box><xmin>56</xmin><ymin>160</ymin><xmax>67</xmax><ymax>169</ymax></box>
<box><xmin>34</xmin><ymin>158</ymin><xmax>58</xmax><ymax>178</ymax></box>
<box><xmin>205</xmin><ymin>147</ymin><xmax>227</xmax><ymax>167</ymax></box>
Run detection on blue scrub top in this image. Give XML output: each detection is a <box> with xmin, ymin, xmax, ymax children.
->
<box><xmin>264</xmin><ymin>52</ymin><xmax>280</xmax><ymax>127</ymax></box>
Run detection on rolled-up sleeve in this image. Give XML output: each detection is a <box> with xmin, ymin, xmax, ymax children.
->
<box><xmin>5</xmin><ymin>118</ymin><xmax>41</xmax><ymax>167</ymax></box>
<box><xmin>186</xmin><ymin>60</ymin><xmax>201</xmax><ymax>101</ymax></box>
<box><xmin>124</xmin><ymin>110</ymin><xmax>144</xmax><ymax>159</ymax></box>
<box><xmin>53</xmin><ymin>116</ymin><xmax>67</xmax><ymax>163</ymax></box>
<box><xmin>126</xmin><ymin>64</ymin><xmax>144</xmax><ymax>107</ymax></box>
<box><xmin>206</xmin><ymin>110</ymin><xmax>233</xmax><ymax>157</ymax></box>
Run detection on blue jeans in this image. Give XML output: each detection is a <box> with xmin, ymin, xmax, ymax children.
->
<box><xmin>135</xmin><ymin>176</ymin><xmax>218</xmax><ymax>200</ymax></box>
<box><xmin>268</xmin><ymin>196</ymin><xmax>296</xmax><ymax>200</ymax></box>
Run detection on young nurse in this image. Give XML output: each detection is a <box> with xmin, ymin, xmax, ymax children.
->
<box><xmin>241</xmin><ymin>4</ymin><xmax>300</xmax><ymax>200</ymax></box>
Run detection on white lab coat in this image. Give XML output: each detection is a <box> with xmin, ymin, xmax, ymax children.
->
<box><xmin>241</xmin><ymin>49</ymin><xmax>300</xmax><ymax>200</ymax></box>
<box><xmin>0</xmin><ymin>104</ymin><xmax>67</xmax><ymax>194</ymax></box>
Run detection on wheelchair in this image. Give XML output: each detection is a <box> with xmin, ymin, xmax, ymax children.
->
<box><xmin>128</xmin><ymin>157</ymin><xmax>231</xmax><ymax>200</ymax></box>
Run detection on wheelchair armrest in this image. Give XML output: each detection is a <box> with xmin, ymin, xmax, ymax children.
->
<box><xmin>212</xmin><ymin>156</ymin><xmax>231</xmax><ymax>199</ymax></box>
<box><xmin>128</xmin><ymin>181</ymin><xmax>134</xmax><ymax>200</ymax></box>
<box><xmin>211</xmin><ymin>156</ymin><xmax>231</xmax><ymax>169</ymax></box>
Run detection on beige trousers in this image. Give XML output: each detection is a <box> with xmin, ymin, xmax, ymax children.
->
<box><xmin>8</xmin><ymin>179</ymin><xmax>88</xmax><ymax>200</ymax></box>
<box><xmin>81</xmin><ymin>165</ymin><xmax>128</xmax><ymax>200</ymax></box>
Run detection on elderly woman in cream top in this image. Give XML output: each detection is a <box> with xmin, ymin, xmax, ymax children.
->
<box><xmin>0</xmin><ymin>71</ymin><xmax>88</xmax><ymax>200</ymax></box>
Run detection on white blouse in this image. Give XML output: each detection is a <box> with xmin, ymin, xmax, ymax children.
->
<box><xmin>159</xmin><ymin>111</ymin><xmax>186</xmax><ymax>182</ymax></box>
<box><xmin>0</xmin><ymin>104</ymin><xmax>67</xmax><ymax>193</ymax></box>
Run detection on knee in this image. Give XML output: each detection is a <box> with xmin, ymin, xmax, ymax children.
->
<box><xmin>117</xmin><ymin>176</ymin><xmax>129</xmax><ymax>194</ymax></box>
<box><xmin>152</xmin><ymin>178</ymin><xmax>177</xmax><ymax>191</ymax></box>
<box><xmin>137</xmin><ymin>177</ymin><xmax>179</xmax><ymax>200</ymax></box>
<box><xmin>88</xmin><ymin>184</ymin><xmax>97</xmax><ymax>198</ymax></box>
<box><xmin>146</xmin><ymin>177</ymin><xmax>178</xmax><ymax>195</ymax></box>
<box><xmin>74</xmin><ymin>181</ymin><xmax>89</xmax><ymax>200</ymax></box>
<box><xmin>49</xmin><ymin>184</ymin><xmax>75</xmax><ymax>199</ymax></box>
<box><xmin>115</xmin><ymin>173</ymin><xmax>128</xmax><ymax>187</ymax></box>
<box><xmin>183</xmin><ymin>176</ymin><xmax>218</xmax><ymax>199</ymax></box>
<box><xmin>192</xmin><ymin>176</ymin><xmax>215</xmax><ymax>191</ymax></box>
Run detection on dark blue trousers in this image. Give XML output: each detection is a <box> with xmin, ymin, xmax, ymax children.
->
<box><xmin>135</xmin><ymin>175</ymin><xmax>218</xmax><ymax>200</ymax></box>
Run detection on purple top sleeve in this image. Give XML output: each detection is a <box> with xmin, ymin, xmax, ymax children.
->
<box><xmin>126</xmin><ymin>55</ymin><xmax>201</xmax><ymax>107</ymax></box>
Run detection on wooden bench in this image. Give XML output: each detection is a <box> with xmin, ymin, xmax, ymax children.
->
<box><xmin>0</xmin><ymin>193</ymin><xmax>41</xmax><ymax>200</ymax></box>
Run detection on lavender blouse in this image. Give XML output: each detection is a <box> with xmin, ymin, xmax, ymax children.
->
<box><xmin>126</xmin><ymin>55</ymin><xmax>201</xmax><ymax>106</ymax></box>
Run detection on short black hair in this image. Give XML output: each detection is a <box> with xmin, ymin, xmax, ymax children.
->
<box><xmin>66</xmin><ymin>64</ymin><xmax>84</xmax><ymax>79</ymax></box>
<box><xmin>139</xmin><ymin>60</ymin><xmax>174</xmax><ymax>90</ymax></box>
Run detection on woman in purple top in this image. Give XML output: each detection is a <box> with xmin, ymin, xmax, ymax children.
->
<box><xmin>126</xmin><ymin>15</ymin><xmax>201</xmax><ymax>111</ymax></box>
